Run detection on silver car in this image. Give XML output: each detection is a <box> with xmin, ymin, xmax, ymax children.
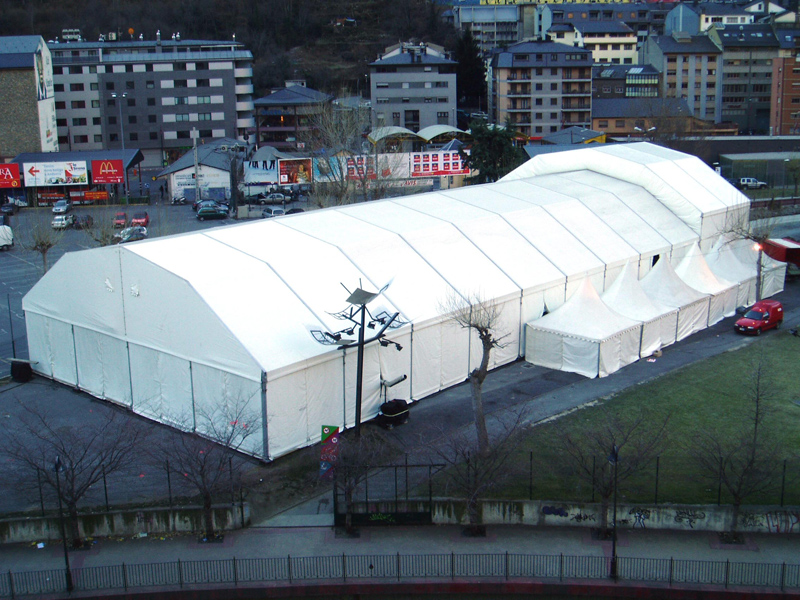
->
<box><xmin>52</xmin><ymin>200</ymin><xmax>72</xmax><ymax>214</ymax></box>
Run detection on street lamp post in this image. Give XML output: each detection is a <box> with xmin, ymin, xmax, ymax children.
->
<box><xmin>111</xmin><ymin>92</ymin><xmax>129</xmax><ymax>200</ymax></box>
<box><xmin>54</xmin><ymin>456</ymin><xmax>74</xmax><ymax>592</ymax></box>
<box><xmin>608</xmin><ymin>445</ymin><xmax>619</xmax><ymax>581</ymax></box>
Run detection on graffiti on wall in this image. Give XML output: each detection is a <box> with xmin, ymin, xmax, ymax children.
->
<box><xmin>674</xmin><ymin>509</ymin><xmax>705</xmax><ymax>528</ymax></box>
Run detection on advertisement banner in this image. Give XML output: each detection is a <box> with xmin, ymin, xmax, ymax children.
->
<box><xmin>24</xmin><ymin>161</ymin><xmax>88</xmax><ymax>187</ymax></box>
<box><xmin>410</xmin><ymin>151</ymin><xmax>470</xmax><ymax>177</ymax></box>
<box><xmin>319</xmin><ymin>425</ymin><xmax>340</xmax><ymax>481</ymax></box>
<box><xmin>244</xmin><ymin>159</ymin><xmax>279</xmax><ymax>185</ymax></box>
<box><xmin>91</xmin><ymin>160</ymin><xmax>125</xmax><ymax>184</ymax></box>
<box><xmin>278</xmin><ymin>158</ymin><xmax>312</xmax><ymax>184</ymax></box>
<box><xmin>0</xmin><ymin>164</ymin><xmax>21</xmax><ymax>189</ymax></box>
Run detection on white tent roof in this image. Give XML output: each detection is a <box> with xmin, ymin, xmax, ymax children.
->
<box><xmin>530</xmin><ymin>278</ymin><xmax>640</xmax><ymax>342</ymax></box>
<box><xmin>674</xmin><ymin>243</ymin><xmax>737</xmax><ymax>294</ymax></box>
<box><xmin>602</xmin><ymin>262</ymin><xmax>676</xmax><ymax>322</ymax></box>
<box><xmin>640</xmin><ymin>254</ymin><xmax>708</xmax><ymax>308</ymax></box>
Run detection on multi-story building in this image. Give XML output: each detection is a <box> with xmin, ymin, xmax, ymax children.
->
<box><xmin>535</xmin><ymin>3</ymin><xmax>670</xmax><ymax>47</ymax></box>
<box><xmin>253</xmin><ymin>83</ymin><xmax>332</xmax><ymax>151</ymax></box>
<box><xmin>50</xmin><ymin>33</ymin><xmax>254</xmax><ymax>168</ymax></box>
<box><xmin>665</xmin><ymin>3</ymin><xmax>755</xmax><ymax>36</ymax></box>
<box><xmin>0</xmin><ymin>36</ymin><xmax>58</xmax><ymax>160</ymax></box>
<box><xmin>548</xmin><ymin>20</ymin><xmax>638</xmax><ymax>65</ymax></box>
<box><xmin>592</xmin><ymin>64</ymin><xmax>660</xmax><ymax>98</ymax></box>
<box><xmin>769</xmin><ymin>29</ymin><xmax>800</xmax><ymax>135</ymax></box>
<box><xmin>369</xmin><ymin>42</ymin><xmax>457</xmax><ymax>132</ymax></box>
<box><xmin>641</xmin><ymin>32</ymin><xmax>722</xmax><ymax>124</ymax></box>
<box><xmin>707</xmin><ymin>24</ymin><xmax>778</xmax><ymax>135</ymax></box>
<box><xmin>491</xmin><ymin>40</ymin><xmax>593</xmax><ymax>137</ymax></box>
<box><xmin>453</xmin><ymin>5</ymin><xmax>523</xmax><ymax>55</ymax></box>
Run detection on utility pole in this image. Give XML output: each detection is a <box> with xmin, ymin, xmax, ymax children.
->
<box><xmin>193</xmin><ymin>127</ymin><xmax>200</xmax><ymax>203</ymax></box>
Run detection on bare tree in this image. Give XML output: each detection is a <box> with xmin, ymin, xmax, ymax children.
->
<box><xmin>686</xmin><ymin>351</ymin><xmax>783</xmax><ymax>536</ymax></box>
<box><xmin>81</xmin><ymin>211</ymin><xmax>120</xmax><ymax>247</ymax></box>
<box><xmin>0</xmin><ymin>402</ymin><xmax>147</xmax><ymax>548</ymax></box>
<box><xmin>334</xmin><ymin>427</ymin><xmax>400</xmax><ymax>533</ymax></box>
<box><xmin>15</xmin><ymin>211</ymin><xmax>65</xmax><ymax>272</ymax></box>
<box><xmin>723</xmin><ymin>211</ymin><xmax>779</xmax><ymax>302</ymax></box>
<box><xmin>554</xmin><ymin>406</ymin><xmax>669</xmax><ymax>532</ymax></box>
<box><xmin>428</xmin><ymin>410</ymin><xmax>527</xmax><ymax>535</ymax></box>
<box><xmin>152</xmin><ymin>396</ymin><xmax>260</xmax><ymax>541</ymax></box>
<box><xmin>440</xmin><ymin>292</ymin><xmax>508</xmax><ymax>455</ymax></box>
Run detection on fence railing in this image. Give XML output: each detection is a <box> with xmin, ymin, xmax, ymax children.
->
<box><xmin>1</xmin><ymin>553</ymin><xmax>797</xmax><ymax>598</ymax></box>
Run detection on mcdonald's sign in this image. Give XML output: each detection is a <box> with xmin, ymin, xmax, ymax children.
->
<box><xmin>91</xmin><ymin>159</ymin><xmax>124</xmax><ymax>184</ymax></box>
<box><xmin>0</xmin><ymin>163</ymin><xmax>21</xmax><ymax>188</ymax></box>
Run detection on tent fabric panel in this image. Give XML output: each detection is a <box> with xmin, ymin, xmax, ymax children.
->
<box><xmin>410</xmin><ymin>322</ymin><xmax>443</xmax><ymax>400</ymax></box>
<box><xmin>525</xmin><ymin>326</ymin><xmax>565</xmax><ymax>372</ymax></box>
<box><xmin>473</xmin><ymin>296</ymin><xmax>522</xmax><ymax>369</ymax></box>
<box><xmin>190</xmin><ymin>363</ymin><xmax>264</xmax><ymax>457</ymax></box>
<box><xmin>657</xmin><ymin>311</ymin><xmax>679</xmax><ymax>348</ymax></box>
<box><xmin>762</xmin><ymin>264</ymin><xmax>787</xmax><ymax>299</ymax></box>
<box><xmin>73</xmin><ymin>327</ymin><xmax>132</xmax><ymax>406</ymax></box>
<box><xmin>618</xmin><ymin>327</ymin><xmax>643</xmax><ymax>368</ymax></box>
<box><xmin>639</xmin><ymin>321</ymin><xmax>662</xmax><ymax>358</ymax></box>
<box><xmin>441</xmin><ymin>319</ymin><xmax>471</xmax><ymax>388</ymax></box>
<box><xmin>562</xmin><ymin>335</ymin><xmax>600</xmax><ymax>378</ymax></box>
<box><xmin>676</xmin><ymin>298</ymin><xmax>711</xmax><ymax>341</ymax></box>
<box><xmin>47</xmin><ymin>318</ymin><xmax>77</xmax><ymax>386</ymax></box>
<box><xmin>264</xmin><ymin>369</ymin><xmax>309</xmax><ymax>460</ymax></box>
<box><xmin>26</xmin><ymin>312</ymin><xmax>56</xmax><ymax>379</ymax></box>
<box><xmin>378</xmin><ymin>329</ymin><xmax>413</xmax><ymax>404</ymax></box>
<box><xmin>304</xmin><ymin>355</ymin><xmax>346</xmax><ymax>449</ymax></box>
<box><xmin>128</xmin><ymin>344</ymin><xmax>193</xmax><ymax>425</ymax></box>
<box><xmin>598</xmin><ymin>336</ymin><xmax>621</xmax><ymax>378</ymax></box>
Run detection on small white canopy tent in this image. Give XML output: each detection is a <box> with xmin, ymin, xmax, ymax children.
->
<box><xmin>640</xmin><ymin>256</ymin><xmax>711</xmax><ymax>341</ymax></box>
<box><xmin>601</xmin><ymin>262</ymin><xmax>679</xmax><ymax>356</ymax></box>
<box><xmin>525</xmin><ymin>278</ymin><xmax>643</xmax><ymax>378</ymax></box>
<box><xmin>732</xmin><ymin>239</ymin><xmax>787</xmax><ymax>300</ymax></box>
<box><xmin>675</xmin><ymin>244</ymin><xmax>739</xmax><ymax>325</ymax></box>
<box><xmin>706</xmin><ymin>235</ymin><xmax>758</xmax><ymax>307</ymax></box>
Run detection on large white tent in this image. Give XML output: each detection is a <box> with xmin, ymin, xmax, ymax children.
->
<box><xmin>22</xmin><ymin>143</ymin><xmax>776</xmax><ymax>460</ymax></box>
<box><xmin>674</xmin><ymin>244</ymin><xmax>739</xmax><ymax>325</ymax></box>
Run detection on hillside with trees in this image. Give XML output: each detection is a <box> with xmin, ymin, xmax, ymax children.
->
<box><xmin>4</xmin><ymin>0</ymin><xmax>456</xmax><ymax>95</ymax></box>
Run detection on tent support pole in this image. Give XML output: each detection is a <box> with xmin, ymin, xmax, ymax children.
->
<box><xmin>71</xmin><ymin>324</ymin><xmax>80</xmax><ymax>390</ymax></box>
<box><xmin>260</xmin><ymin>371</ymin><xmax>269</xmax><ymax>460</ymax></box>
<box><xmin>189</xmin><ymin>362</ymin><xmax>196</xmax><ymax>432</ymax></box>
<box><xmin>126</xmin><ymin>341</ymin><xmax>134</xmax><ymax>409</ymax></box>
<box><xmin>409</xmin><ymin>324</ymin><xmax>414</xmax><ymax>401</ymax></box>
<box><xmin>341</xmin><ymin>352</ymin><xmax>347</xmax><ymax>428</ymax></box>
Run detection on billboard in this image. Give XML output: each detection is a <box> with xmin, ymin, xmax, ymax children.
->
<box><xmin>91</xmin><ymin>160</ymin><xmax>125</xmax><ymax>184</ymax></box>
<box><xmin>410</xmin><ymin>151</ymin><xmax>470</xmax><ymax>177</ymax></box>
<box><xmin>278</xmin><ymin>158</ymin><xmax>312</xmax><ymax>184</ymax></box>
<box><xmin>23</xmin><ymin>161</ymin><xmax>88</xmax><ymax>187</ymax></box>
<box><xmin>0</xmin><ymin>164</ymin><xmax>21</xmax><ymax>189</ymax></box>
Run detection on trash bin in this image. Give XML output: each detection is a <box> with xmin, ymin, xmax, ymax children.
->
<box><xmin>377</xmin><ymin>399</ymin><xmax>409</xmax><ymax>429</ymax></box>
<box><xmin>10</xmin><ymin>360</ymin><xmax>33</xmax><ymax>383</ymax></box>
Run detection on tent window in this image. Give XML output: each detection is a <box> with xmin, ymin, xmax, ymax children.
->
<box><xmin>652</xmin><ymin>254</ymin><xmax>660</xmax><ymax>267</ymax></box>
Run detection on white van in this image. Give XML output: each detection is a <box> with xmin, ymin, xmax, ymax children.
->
<box><xmin>0</xmin><ymin>225</ymin><xmax>13</xmax><ymax>250</ymax></box>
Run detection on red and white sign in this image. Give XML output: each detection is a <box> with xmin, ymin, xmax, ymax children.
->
<box><xmin>0</xmin><ymin>164</ymin><xmax>21</xmax><ymax>188</ymax></box>
<box><xmin>410</xmin><ymin>151</ymin><xmax>470</xmax><ymax>177</ymax></box>
<box><xmin>91</xmin><ymin>159</ymin><xmax>124</xmax><ymax>184</ymax></box>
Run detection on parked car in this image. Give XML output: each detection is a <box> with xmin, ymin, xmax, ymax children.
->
<box><xmin>52</xmin><ymin>214</ymin><xmax>76</xmax><ymax>229</ymax></box>
<box><xmin>113</xmin><ymin>212</ymin><xmax>128</xmax><ymax>228</ymax></box>
<box><xmin>52</xmin><ymin>200</ymin><xmax>72</xmax><ymax>214</ymax></box>
<box><xmin>131</xmin><ymin>211</ymin><xmax>150</xmax><ymax>227</ymax></box>
<box><xmin>194</xmin><ymin>200</ymin><xmax>224</xmax><ymax>212</ymax></box>
<box><xmin>73</xmin><ymin>215</ymin><xmax>94</xmax><ymax>229</ymax></box>
<box><xmin>286</xmin><ymin>208</ymin><xmax>305</xmax><ymax>215</ymax></box>
<box><xmin>261</xmin><ymin>207</ymin><xmax>285</xmax><ymax>218</ymax></box>
<box><xmin>196</xmin><ymin>205</ymin><xmax>229</xmax><ymax>221</ymax></box>
<box><xmin>737</xmin><ymin>177</ymin><xmax>768</xmax><ymax>190</ymax></box>
<box><xmin>0</xmin><ymin>225</ymin><xmax>12</xmax><ymax>250</ymax></box>
<box><xmin>1</xmin><ymin>202</ymin><xmax>17</xmax><ymax>216</ymax></box>
<box><xmin>734</xmin><ymin>300</ymin><xmax>783</xmax><ymax>335</ymax></box>
<box><xmin>113</xmin><ymin>226</ymin><xmax>148</xmax><ymax>244</ymax></box>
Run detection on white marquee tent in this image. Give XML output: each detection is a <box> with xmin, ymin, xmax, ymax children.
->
<box><xmin>22</xmin><ymin>143</ymin><xmax>776</xmax><ymax>460</ymax></box>
<box><xmin>674</xmin><ymin>244</ymin><xmax>739</xmax><ymax>325</ymax></box>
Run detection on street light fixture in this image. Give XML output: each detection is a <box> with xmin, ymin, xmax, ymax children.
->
<box><xmin>54</xmin><ymin>456</ymin><xmax>74</xmax><ymax>592</ymax></box>
<box><xmin>111</xmin><ymin>92</ymin><xmax>129</xmax><ymax>200</ymax></box>
<box><xmin>607</xmin><ymin>445</ymin><xmax>619</xmax><ymax>581</ymax></box>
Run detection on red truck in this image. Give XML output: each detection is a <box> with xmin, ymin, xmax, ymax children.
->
<box><xmin>734</xmin><ymin>300</ymin><xmax>783</xmax><ymax>335</ymax></box>
<box><xmin>763</xmin><ymin>238</ymin><xmax>800</xmax><ymax>267</ymax></box>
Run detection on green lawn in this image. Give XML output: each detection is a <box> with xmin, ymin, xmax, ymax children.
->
<box><xmin>487</xmin><ymin>333</ymin><xmax>800</xmax><ymax>506</ymax></box>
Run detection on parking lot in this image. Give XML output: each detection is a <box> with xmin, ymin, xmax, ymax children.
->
<box><xmin>0</xmin><ymin>198</ymin><xmax>311</xmax><ymax>378</ymax></box>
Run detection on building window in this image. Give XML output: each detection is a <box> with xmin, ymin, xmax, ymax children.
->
<box><xmin>108</xmin><ymin>116</ymin><xmax>117</xmax><ymax>125</ymax></box>
<box><xmin>93</xmin><ymin>117</ymin><xmax>101</xmax><ymax>125</ymax></box>
<box><xmin>402</xmin><ymin>97</ymin><xmax>410</xmax><ymax>103</ymax></box>
<box><xmin>109</xmin><ymin>133</ymin><xmax>118</xmax><ymax>142</ymax></box>
<box><xmin>175</xmin><ymin>63</ymin><xmax>187</xmax><ymax>71</ymax></box>
<box><xmin>176</xmin><ymin>114</ymin><xmax>190</xmax><ymax>122</ymax></box>
<box><xmin>128</xmin><ymin>115</ymin><xmax>137</xmax><ymax>124</ymax></box>
<box><xmin>550</xmin><ymin>98</ymin><xmax>558</xmax><ymax>105</ymax></box>
<box><xmin>598</xmin><ymin>120</ymin><xmax>609</xmax><ymax>127</ymax></box>
<box><xmin>551</xmin><ymin>83</ymin><xmax>558</xmax><ymax>91</ymax></box>
<box><xmin>147</xmin><ymin>98</ymin><xmax>156</xmax><ymax>106</ymax></box>
<box><xmin>392</xmin><ymin>112</ymin><xmax>401</xmax><ymax>126</ymax></box>
<box><xmin>174</xmin><ymin>80</ymin><xmax>188</xmax><ymax>88</ymax></box>
<box><xmin>550</xmin><ymin>112</ymin><xmax>558</xmax><ymax>119</ymax></box>
<box><xmin>535</xmin><ymin>98</ymin><xmax>543</xmax><ymax>106</ymax></box>
<box><xmin>435</xmin><ymin>81</ymin><xmax>448</xmax><ymax>88</ymax></box>
<box><xmin>177</xmin><ymin>130</ymin><xmax>190</xmax><ymax>139</ymax></box>
<box><xmin>199</xmin><ymin>129</ymin><xmax>212</xmax><ymax>137</ymax></box>
<box><xmin>90</xmin><ymin>83</ymin><xmax>98</xmax><ymax>91</ymax></box>
<box><xmin>437</xmin><ymin>111</ymin><xmax>449</xmax><ymax>124</ymax></box>
<box><xmin>148</xmin><ymin>114</ymin><xmax>157</xmax><ymax>123</ymax></box>
<box><xmin>196</xmin><ymin>61</ymin><xmax>208</xmax><ymax>70</ymax></box>
<box><xmin>377</xmin><ymin>97</ymin><xmax>389</xmax><ymax>104</ymax></box>
<box><xmin>94</xmin><ymin>134</ymin><xmax>103</xmax><ymax>143</ymax></box>
<box><xmin>72</xmin><ymin>117</ymin><xmax>87</xmax><ymax>126</ymax></box>
<box><xmin>535</xmin><ymin>126</ymin><xmax>543</xmax><ymax>133</ymax></box>
<box><xmin>56</xmin><ymin>118</ymin><xmax>67</xmax><ymax>127</ymax></box>
<box><xmin>536</xmin><ymin>83</ymin><xmax>543</xmax><ymax>91</ymax></box>
<box><xmin>54</xmin><ymin>84</ymin><xmax>64</xmax><ymax>92</ymax></box>
<box><xmin>127</xmin><ymin>98</ymin><xmax>135</xmax><ymax>107</ymax></box>
<box><xmin>150</xmin><ymin>132</ymin><xmax>158</xmax><ymax>140</ymax></box>
<box><xmin>197</xmin><ymin>78</ymin><xmax>209</xmax><ymax>87</ymax></box>
<box><xmin>55</xmin><ymin>101</ymin><xmax>66</xmax><ymax>110</ymax></box>
<box><xmin>199</xmin><ymin>113</ymin><xmax>212</xmax><ymax>121</ymax></box>
<box><xmin>91</xmin><ymin>100</ymin><xmax>100</xmax><ymax>108</ymax></box>
<box><xmin>438</xmin><ymin>97</ymin><xmax>447</xmax><ymax>102</ymax></box>
<box><xmin>176</xmin><ymin>97</ymin><xmax>188</xmax><ymax>105</ymax></box>
<box><xmin>129</xmin><ymin>133</ymin><xmax>138</xmax><ymax>141</ymax></box>
<box><xmin>146</xmin><ymin>81</ymin><xmax>155</xmax><ymax>89</ymax></box>
<box><xmin>126</xmin><ymin>81</ymin><xmax>135</xmax><ymax>89</ymax></box>
<box><xmin>125</xmin><ymin>65</ymin><xmax>133</xmax><ymax>73</ymax></box>
<box><xmin>197</xmin><ymin>96</ymin><xmax>211</xmax><ymax>104</ymax></box>
<box><xmin>71</xmin><ymin>100</ymin><xmax>86</xmax><ymax>109</ymax></box>
<box><xmin>376</xmin><ymin>83</ymin><xmax>389</xmax><ymax>88</ymax></box>
<box><xmin>73</xmin><ymin>135</ymin><xmax>88</xmax><ymax>144</ymax></box>
<box><xmin>106</xmin><ymin>82</ymin><xmax>114</xmax><ymax>90</ymax></box>
<box><xmin>615</xmin><ymin>119</ymin><xmax>624</xmax><ymax>127</ymax></box>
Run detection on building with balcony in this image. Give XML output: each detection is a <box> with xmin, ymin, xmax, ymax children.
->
<box><xmin>253</xmin><ymin>83</ymin><xmax>333</xmax><ymax>151</ymax></box>
<box><xmin>593</xmin><ymin>64</ymin><xmax>660</xmax><ymax>99</ymax></box>
<box><xmin>641</xmin><ymin>32</ymin><xmax>722</xmax><ymax>124</ymax></box>
<box><xmin>369</xmin><ymin>42</ymin><xmax>457</xmax><ymax>132</ymax></box>
<box><xmin>548</xmin><ymin>20</ymin><xmax>638</xmax><ymax>66</ymax></box>
<box><xmin>453</xmin><ymin>5</ymin><xmax>523</xmax><ymax>55</ymax></box>
<box><xmin>665</xmin><ymin>3</ymin><xmax>755</xmax><ymax>36</ymax></box>
<box><xmin>0</xmin><ymin>36</ymin><xmax>58</xmax><ymax>160</ymax></box>
<box><xmin>536</xmin><ymin>3</ymin><xmax>670</xmax><ymax>47</ymax></box>
<box><xmin>491</xmin><ymin>40</ymin><xmax>593</xmax><ymax>138</ymax></box>
<box><xmin>50</xmin><ymin>33</ymin><xmax>253</xmax><ymax>168</ymax></box>
<box><xmin>707</xmin><ymin>23</ymin><xmax>779</xmax><ymax>135</ymax></box>
<box><xmin>769</xmin><ymin>28</ymin><xmax>800</xmax><ymax>135</ymax></box>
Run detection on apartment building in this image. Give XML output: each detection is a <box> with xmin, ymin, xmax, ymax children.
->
<box><xmin>707</xmin><ymin>24</ymin><xmax>778</xmax><ymax>135</ymax></box>
<box><xmin>491</xmin><ymin>40</ymin><xmax>593</xmax><ymax>137</ymax></box>
<box><xmin>369</xmin><ymin>42</ymin><xmax>457</xmax><ymax>132</ymax></box>
<box><xmin>536</xmin><ymin>3</ymin><xmax>670</xmax><ymax>46</ymax></box>
<box><xmin>592</xmin><ymin>64</ymin><xmax>660</xmax><ymax>98</ymax></box>
<box><xmin>453</xmin><ymin>5</ymin><xmax>523</xmax><ymax>55</ymax></box>
<box><xmin>0</xmin><ymin>36</ymin><xmax>58</xmax><ymax>160</ymax></box>
<box><xmin>50</xmin><ymin>33</ymin><xmax>254</xmax><ymax>168</ymax></box>
<box><xmin>770</xmin><ymin>29</ymin><xmax>800</xmax><ymax>135</ymax></box>
<box><xmin>641</xmin><ymin>32</ymin><xmax>722</xmax><ymax>123</ymax></box>
<box><xmin>253</xmin><ymin>83</ymin><xmax>333</xmax><ymax>151</ymax></box>
<box><xmin>548</xmin><ymin>21</ymin><xmax>638</xmax><ymax>65</ymax></box>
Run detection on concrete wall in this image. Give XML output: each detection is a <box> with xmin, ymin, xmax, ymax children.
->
<box><xmin>0</xmin><ymin>503</ymin><xmax>249</xmax><ymax>545</ymax></box>
<box><xmin>430</xmin><ymin>499</ymin><xmax>800</xmax><ymax>534</ymax></box>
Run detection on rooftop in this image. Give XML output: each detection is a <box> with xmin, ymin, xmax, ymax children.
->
<box><xmin>254</xmin><ymin>85</ymin><xmax>333</xmax><ymax>108</ymax></box>
<box><xmin>593</xmin><ymin>97</ymin><xmax>690</xmax><ymax>118</ymax></box>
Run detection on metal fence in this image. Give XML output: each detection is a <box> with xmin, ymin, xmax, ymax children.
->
<box><xmin>1</xmin><ymin>553</ymin><xmax>798</xmax><ymax>598</ymax></box>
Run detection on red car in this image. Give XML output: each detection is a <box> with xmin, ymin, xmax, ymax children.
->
<box><xmin>113</xmin><ymin>212</ymin><xmax>127</xmax><ymax>228</ymax></box>
<box><xmin>131</xmin><ymin>211</ymin><xmax>150</xmax><ymax>227</ymax></box>
<box><xmin>734</xmin><ymin>300</ymin><xmax>783</xmax><ymax>335</ymax></box>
